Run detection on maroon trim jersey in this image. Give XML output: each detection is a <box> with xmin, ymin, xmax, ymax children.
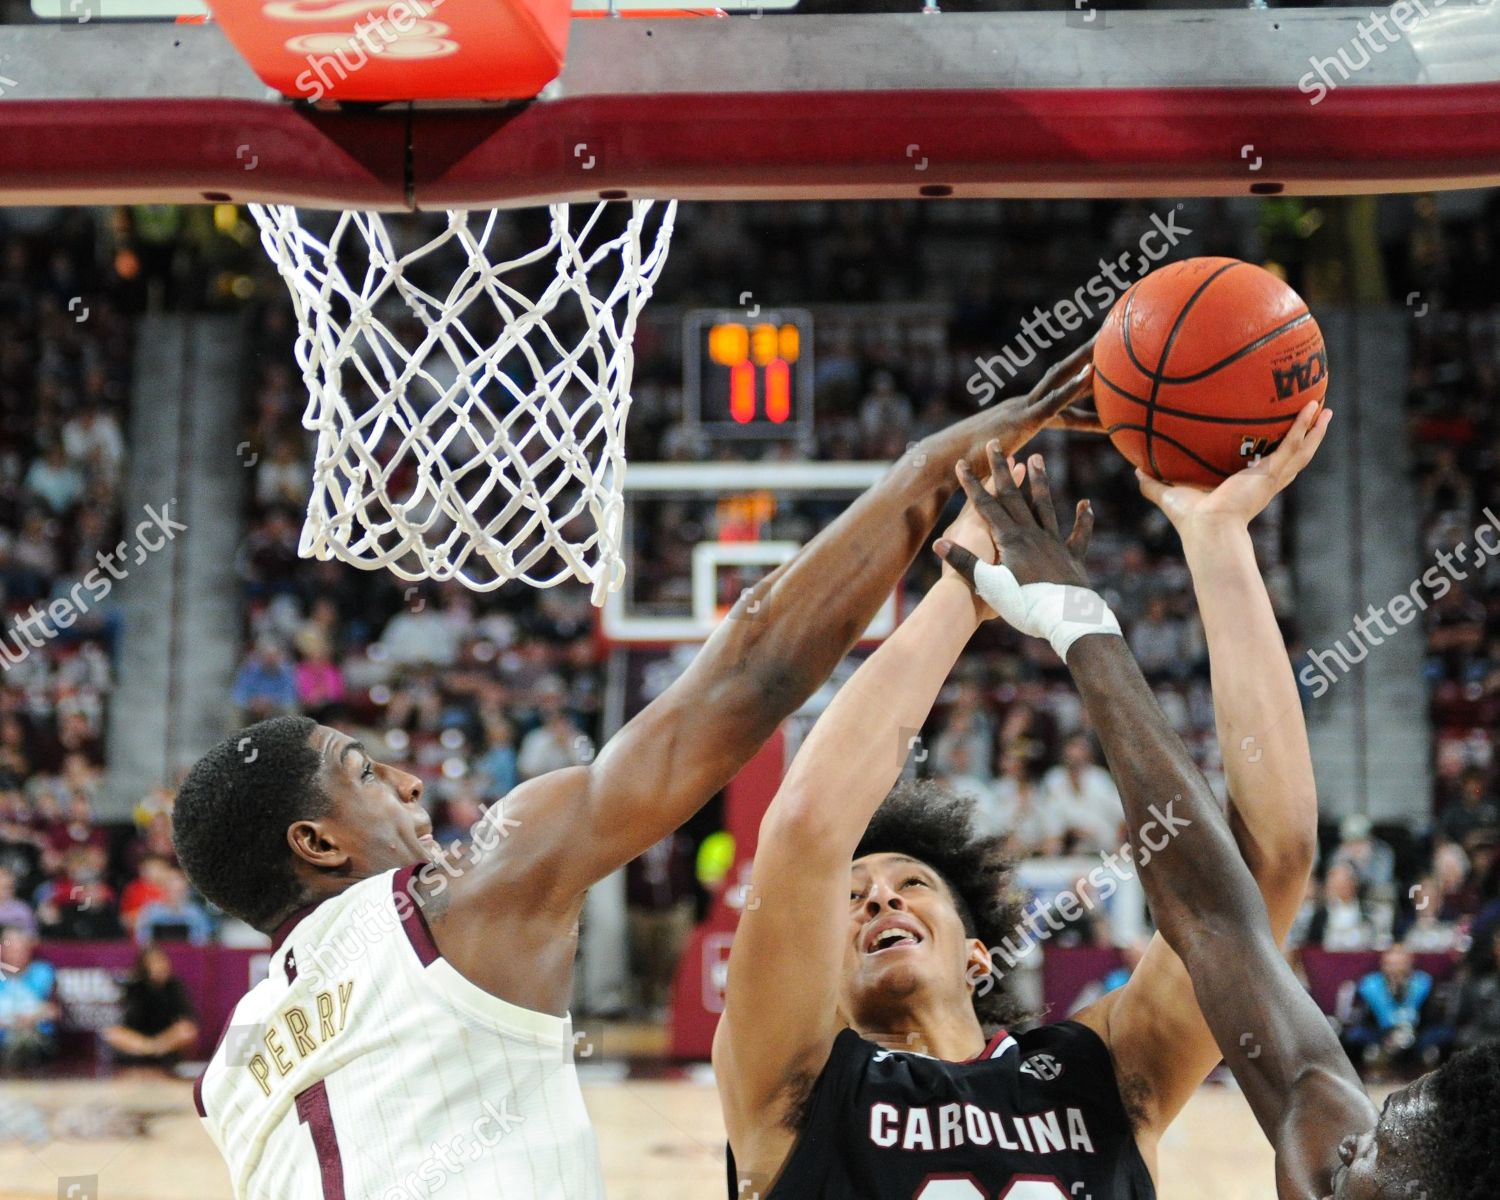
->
<box><xmin>195</xmin><ymin>865</ymin><xmax>604</xmax><ymax>1199</ymax></box>
<box><xmin>728</xmin><ymin>1020</ymin><xmax>1155</xmax><ymax>1200</ymax></box>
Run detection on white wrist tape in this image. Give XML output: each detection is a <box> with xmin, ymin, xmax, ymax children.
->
<box><xmin>971</xmin><ymin>561</ymin><xmax>1123</xmax><ymax>661</ymax></box>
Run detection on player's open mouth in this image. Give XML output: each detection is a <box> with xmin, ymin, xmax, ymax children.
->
<box><xmin>862</xmin><ymin>919</ymin><xmax>925</xmax><ymax>956</ymax></box>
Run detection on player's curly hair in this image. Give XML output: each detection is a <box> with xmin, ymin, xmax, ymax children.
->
<box><xmin>172</xmin><ymin>715</ymin><xmax>330</xmax><ymax>930</ymax></box>
<box><xmin>1425</xmin><ymin>1041</ymin><xmax>1500</xmax><ymax>1200</ymax></box>
<box><xmin>853</xmin><ymin>780</ymin><xmax>1029</xmax><ymax>1033</ymax></box>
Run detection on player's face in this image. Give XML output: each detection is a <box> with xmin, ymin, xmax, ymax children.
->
<box><xmin>308</xmin><ymin>725</ymin><xmax>437</xmax><ymax>875</ymax></box>
<box><xmin>842</xmin><ymin>853</ymin><xmax>982</xmax><ymax>1030</ymax></box>
<box><xmin>1328</xmin><ymin>1075</ymin><xmax>1433</xmax><ymax>1200</ymax></box>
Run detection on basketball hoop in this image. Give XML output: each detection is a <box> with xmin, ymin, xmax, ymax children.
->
<box><xmin>250</xmin><ymin>201</ymin><xmax>676</xmax><ymax>604</ymax></box>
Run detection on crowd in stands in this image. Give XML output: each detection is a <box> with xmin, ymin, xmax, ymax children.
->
<box><xmin>0</xmin><ymin>208</ymin><xmax>151</xmax><ymax>1068</ymax></box>
<box><xmin>0</xmin><ymin>194</ymin><xmax>1497</xmax><ymax>1071</ymax></box>
<box><xmin>1299</xmin><ymin>187</ymin><xmax>1500</xmax><ymax>1077</ymax></box>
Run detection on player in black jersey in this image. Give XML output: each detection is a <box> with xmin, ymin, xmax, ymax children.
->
<box><xmin>941</xmin><ymin>406</ymin><xmax>1500</xmax><ymax>1200</ymax></box>
<box><xmin>714</xmin><ymin>421</ymin><xmax>1320</xmax><ymax>1198</ymax></box>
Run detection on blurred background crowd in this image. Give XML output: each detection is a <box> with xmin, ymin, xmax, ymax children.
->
<box><xmin>0</xmin><ymin>192</ymin><xmax>1497</xmax><ymax>1077</ymax></box>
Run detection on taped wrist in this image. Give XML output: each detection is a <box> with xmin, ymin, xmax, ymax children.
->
<box><xmin>971</xmin><ymin>561</ymin><xmax>1123</xmax><ymax>661</ymax></box>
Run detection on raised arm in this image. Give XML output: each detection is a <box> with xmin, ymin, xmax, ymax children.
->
<box><xmin>1064</xmin><ymin>428</ymin><xmax>1322</xmax><ymax>1145</ymax></box>
<box><xmin>939</xmin><ymin>413</ymin><xmax>1378</xmax><ymax>1199</ymax></box>
<box><xmin>713</xmin><ymin>478</ymin><xmax>1056</xmax><ymax>1181</ymax></box>
<box><xmin>474</xmin><ymin>340</ymin><xmax>1099</xmax><ymax>906</ymax></box>
<box><xmin>714</xmin><ymin>510</ymin><xmax>993</xmax><ymax>1187</ymax></box>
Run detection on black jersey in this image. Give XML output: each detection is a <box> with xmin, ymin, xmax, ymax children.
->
<box><xmin>728</xmin><ymin>1020</ymin><xmax>1155</xmax><ymax>1200</ymax></box>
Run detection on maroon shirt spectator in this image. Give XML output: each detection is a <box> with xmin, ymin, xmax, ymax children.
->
<box><xmin>42</xmin><ymin>794</ymin><xmax>108</xmax><ymax>856</ymax></box>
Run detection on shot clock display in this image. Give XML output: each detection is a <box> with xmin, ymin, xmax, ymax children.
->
<box><xmin>683</xmin><ymin>308</ymin><xmax>813</xmax><ymax>441</ymax></box>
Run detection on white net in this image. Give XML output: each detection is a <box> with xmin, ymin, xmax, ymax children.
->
<box><xmin>249</xmin><ymin>201</ymin><xmax>676</xmax><ymax>604</ymax></box>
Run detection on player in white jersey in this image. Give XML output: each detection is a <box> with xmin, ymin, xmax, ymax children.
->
<box><xmin>194</xmin><ymin>863</ymin><xmax>592</xmax><ymax>1200</ymax></box>
<box><xmin>173</xmin><ymin>344</ymin><xmax>1102</xmax><ymax>1199</ymax></box>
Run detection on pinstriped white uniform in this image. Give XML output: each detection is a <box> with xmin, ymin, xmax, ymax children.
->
<box><xmin>195</xmin><ymin>865</ymin><xmax>603</xmax><ymax>1200</ymax></box>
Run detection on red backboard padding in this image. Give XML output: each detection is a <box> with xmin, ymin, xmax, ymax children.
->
<box><xmin>205</xmin><ymin>0</ymin><xmax>571</xmax><ymax>102</ymax></box>
<box><xmin>1</xmin><ymin>83</ymin><xmax>1499</xmax><ymax>208</ymax></box>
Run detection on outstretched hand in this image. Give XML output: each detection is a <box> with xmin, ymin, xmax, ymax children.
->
<box><xmin>976</xmin><ymin>335</ymin><xmax>1104</xmax><ymax>467</ymax></box>
<box><xmin>935</xmin><ymin>441</ymin><xmax>1094</xmax><ymax>595</ymax></box>
<box><xmin>1137</xmin><ymin>400</ymin><xmax>1331</xmax><ymax>537</ymax></box>
<box><xmin>937</xmin><ymin>457</ymin><xmax>1027</xmax><ymax>621</ymax></box>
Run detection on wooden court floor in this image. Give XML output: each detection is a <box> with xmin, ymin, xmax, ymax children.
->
<box><xmin>0</xmin><ymin>1068</ymin><xmax>1359</xmax><ymax>1200</ymax></box>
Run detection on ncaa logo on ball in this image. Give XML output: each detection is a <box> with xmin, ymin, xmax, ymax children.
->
<box><xmin>1271</xmin><ymin>346</ymin><xmax>1328</xmax><ymax>402</ymax></box>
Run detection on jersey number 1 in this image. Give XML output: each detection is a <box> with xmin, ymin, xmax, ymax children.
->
<box><xmin>916</xmin><ymin>1178</ymin><xmax>1071</xmax><ymax>1199</ymax></box>
<box><xmin>296</xmin><ymin>1080</ymin><xmax>348</xmax><ymax>1200</ymax></box>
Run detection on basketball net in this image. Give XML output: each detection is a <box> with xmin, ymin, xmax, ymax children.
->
<box><xmin>250</xmin><ymin>201</ymin><xmax>676</xmax><ymax>603</ymax></box>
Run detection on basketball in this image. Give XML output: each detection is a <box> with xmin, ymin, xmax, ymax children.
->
<box><xmin>1092</xmin><ymin>257</ymin><xmax>1328</xmax><ymax>486</ymax></box>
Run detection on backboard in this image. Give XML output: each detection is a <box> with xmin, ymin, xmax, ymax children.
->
<box><xmin>1</xmin><ymin>5</ymin><xmax>1498</xmax><ymax>207</ymax></box>
<box><xmin>601</xmin><ymin>460</ymin><xmax>900</xmax><ymax>644</ymax></box>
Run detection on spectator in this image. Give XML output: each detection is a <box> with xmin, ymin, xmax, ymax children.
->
<box><xmin>1040</xmin><ymin>734</ymin><xmax>1123</xmax><ymax>854</ymax></box>
<box><xmin>978</xmin><ymin>751</ymin><xmax>1061</xmax><ymax>856</ymax></box>
<box><xmin>1452</xmin><ymin>926</ymin><xmax>1500</xmax><ymax>1054</ymax></box>
<box><xmin>1036</xmin><ymin>876</ymin><xmax>1109</xmax><ymax>950</ymax></box>
<box><xmin>1329</xmin><ymin>813</ymin><xmax>1397</xmax><ymax>894</ymax></box>
<box><xmin>1127</xmin><ymin>595</ymin><xmax>1186</xmax><ymax>679</ymax></box>
<box><xmin>931</xmin><ymin>680</ymin><xmax>995</xmax><ymax>783</ymax></box>
<box><xmin>36</xmin><ymin>845</ymin><xmax>121</xmax><ymax>939</ymax></box>
<box><xmin>996</xmin><ymin>700</ymin><xmax>1052</xmax><ymax>772</ymax></box>
<box><xmin>61</xmin><ymin>404</ymin><xmax>125</xmax><ymax>485</ymax></box>
<box><xmin>932</xmin><ymin>708</ymin><xmax>995</xmax><ymax>784</ymax></box>
<box><xmin>236</xmin><ymin>508</ymin><xmax>302</xmax><ymax>599</ymax></box>
<box><xmin>0</xmin><ymin>796</ymin><xmax>42</xmax><ymax>899</ymax></box>
<box><xmin>377</xmin><ymin>592</ymin><xmax>462</xmax><ymax>668</ymax></box>
<box><xmin>0</xmin><ymin>866</ymin><xmax>36</xmax><ymax>937</ymax></box>
<box><xmin>231</xmin><ymin>638</ymin><xmax>298</xmax><ymax>720</ymax></box>
<box><xmin>135</xmin><ymin>869</ymin><xmax>213</xmax><ymax>945</ymax></box>
<box><xmin>932</xmin><ymin>740</ymin><xmax>992</xmax><ymax>807</ymax></box>
<box><xmin>1340</xmin><ymin>945</ymin><xmax>1449</xmax><ymax>1075</ymax></box>
<box><xmin>12</xmin><ymin>511</ymin><xmax>60</xmax><ymax>583</ymax></box>
<box><xmin>517</xmin><ymin>711</ymin><xmax>586</xmax><ymax>781</ymax></box>
<box><xmin>1432</xmin><ymin>842</ymin><xmax>1477</xmax><ymax>922</ymax></box>
<box><xmin>1398</xmin><ymin>876</ymin><xmax>1462</xmax><ymax>953</ymax></box>
<box><xmin>294</xmin><ymin>643</ymin><xmax>345</xmax><ymax>719</ymax></box>
<box><xmin>432</xmin><ymin>788</ymin><xmax>485</xmax><ymax>849</ymax></box>
<box><xmin>253</xmin><ymin>438</ymin><xmax>310</xmax><ymax>509</ymax></box>
<box><xmin>101</xmin><ymin>944</ymin><xmax>199</xmax><ymax>1069</ymax></box>
<box><xmin>626</xmin><ymin>831</ymin><xmax>696</xmax><ymax>1019</ymax></box>
<box><xmin>857</xmin><ymin>370</ymin><xmax>913</xmax><ymax>447</ymax></box>
<box><xmin>43</xmin><ymin>792</ymin><xmax>108</xmax><ymax>856</ymax></box>
<box><xmin>0</xmin><ymin>928</ymin><xmax>58</xmax><ymax>1069</ymax></box>
<box><xmin>22</xmin><ymin>443</ymin><xmax>83</xmax><ymax>515</ymax></box>
<box><xmin>1439</xmin><ymin>767</ymin><xmax>1500</xmax><ymax>852</ymax></box>
<box><xmin>118</xmin><ymin>855</ymin><xmax>172</xmax><ymax>936</ymax></box>
<box><xmin>474</xmin><ymin>719</ymin><xmax>518</xmax><ymax>798</ymax></box>
<box><xmin>1306</xmin><ymin>862</ymin><xmax>1376</xmax><ymax>951</ymax></box>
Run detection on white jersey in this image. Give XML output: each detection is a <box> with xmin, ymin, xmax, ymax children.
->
<box><xmin>195</xmin><ymin>865</ymin><xmax>603</xmax><ymax>1200</ymax></box>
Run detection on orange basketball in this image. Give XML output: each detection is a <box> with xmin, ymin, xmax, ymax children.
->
<box><xmin>1092</xmin><ymin>257</ymin><xmax>1328</xmax><ymax>486</ymax></box>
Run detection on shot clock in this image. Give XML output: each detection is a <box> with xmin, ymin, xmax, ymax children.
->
<box><xmin>682</xmin><ymin>308</ymin><xmax>813</xmax><ymax>442</ymax></box>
